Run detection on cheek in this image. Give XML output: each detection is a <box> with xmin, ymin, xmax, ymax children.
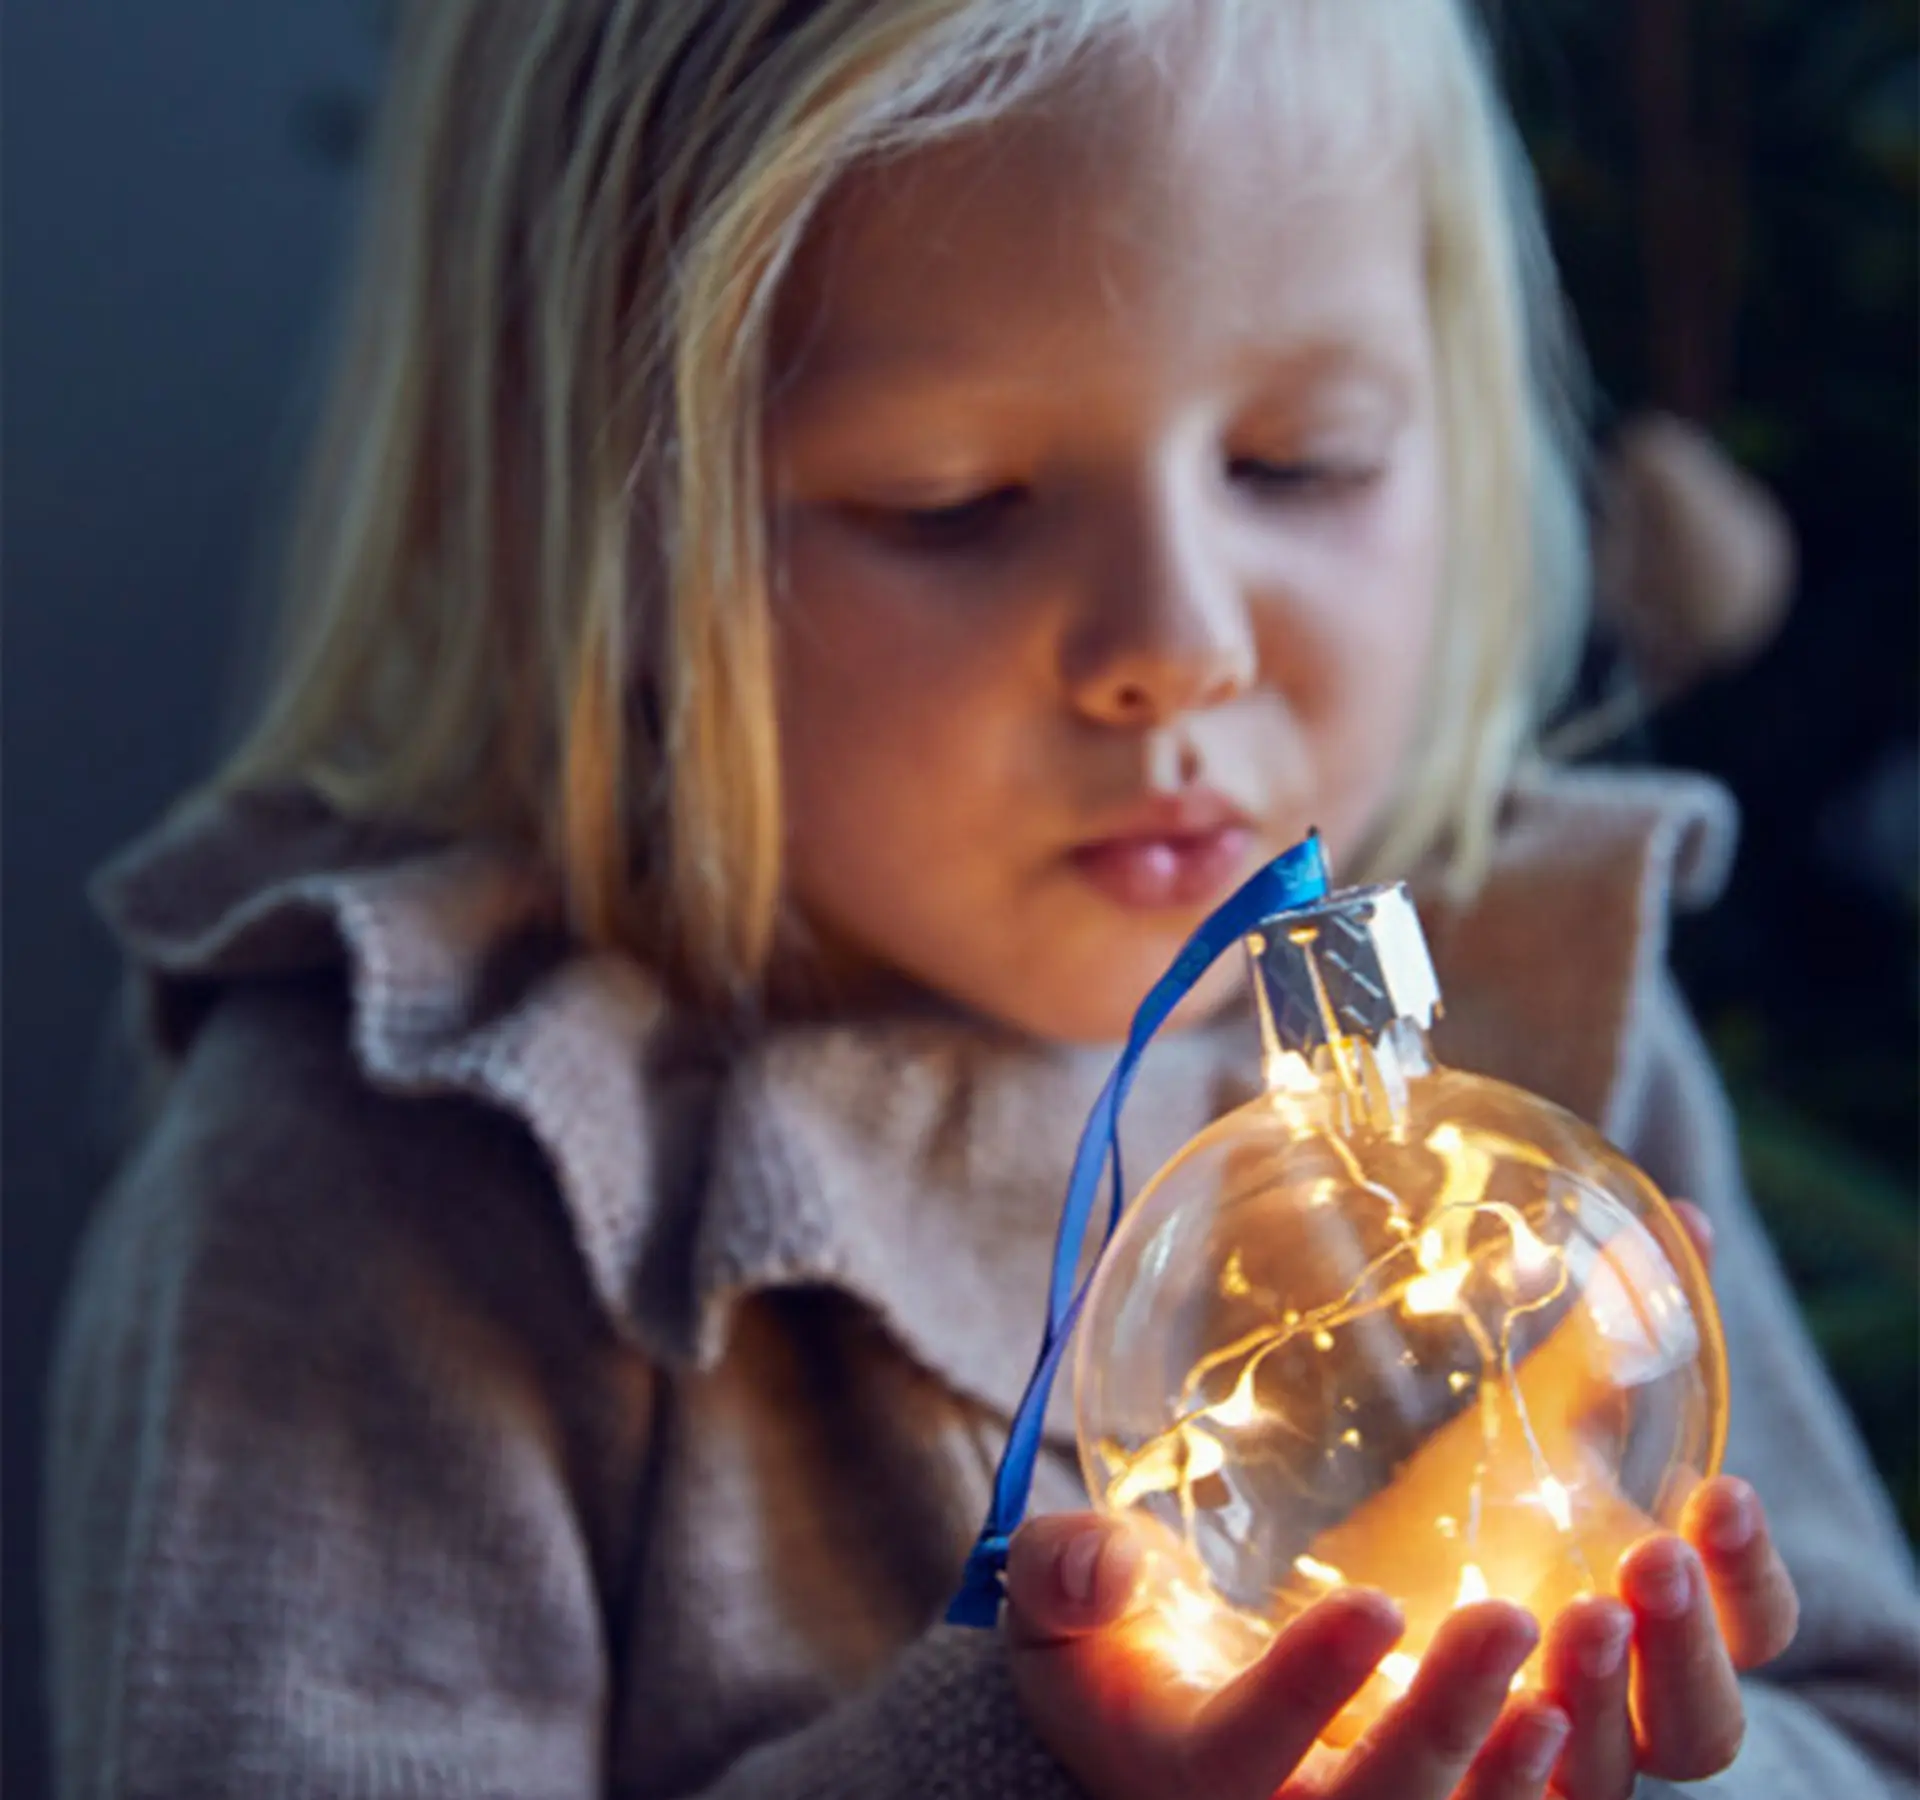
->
<box><xmin>1335</xmin><ymin>444</ymin><xmax>1443</xmax><ymax>690</ymax></box>
<box><xmin>1248</xmin><ymin>455</ymin><xmax>1445</xmax><ymax>848</ymax></box>
<box><xmin>775</xmin><ymin>521</ymin><xmax>1038</xmax><ymax>711</ymax></box>
<box><xmin>773</xmin><ymin>530</ymin><xmax>1040</xmax><ymax>909</ymax></box>
<box><xmin>1353</xmin><ymin>491</ymin><xmax>1445</xmax><ymax>739</ymax></box>
<box><xmin>780</xmin><ymin>539</ymin><xmax>962</xmax><ymax>768</ymax></box>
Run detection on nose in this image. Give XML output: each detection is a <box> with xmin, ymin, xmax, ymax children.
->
<box><xmin>1060</xmin><ymin>475</ymin><xmax>1258</xmax><ymax>729</ymax></box>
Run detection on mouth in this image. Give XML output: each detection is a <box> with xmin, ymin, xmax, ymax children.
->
<box><xmin>1069</xmin><ymin>793</ymin><xmax>1259</xmax><ymax>912</ymax></box>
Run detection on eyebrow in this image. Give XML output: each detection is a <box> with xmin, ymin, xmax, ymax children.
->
<box><xmin>763</xmin><ymin>354</ymin><xmax>1057</xmax><ymax>451</ymax></box>
<box><xmin>770</xmin><ymin>330</ymin><xmax>1051</xmax><ymax>405</ymax></box>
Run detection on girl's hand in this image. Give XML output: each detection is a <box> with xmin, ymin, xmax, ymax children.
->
<box><xmin>1535</xmin><ymin>1201</ymin><xmax>1800</xmax><ymax>1797</ymax></box>
<box><xmin>1005</xmin><ymin>1513</ymin><xmax>1575</xmax><ymax>1800</ymax></box>
<box><xmin>1534</xmin><ymin>1476</ymin><xmax>1798</xmax><ymax>1797</ymax></box>
<box><xmin>1003</xmin><ymin>1203</ymin><xmax>1797</xmax><ymax>1799</ymax></box>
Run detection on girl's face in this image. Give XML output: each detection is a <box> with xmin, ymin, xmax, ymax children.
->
<box><xmin>766</xmin><ymin>56</ymin><xmax>1443</xmax><ymax>1042</ymax></box>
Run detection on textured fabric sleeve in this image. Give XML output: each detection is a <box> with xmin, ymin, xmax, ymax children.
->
<box><xmin>45</xmin><ymin>985</ymin><xmax>652</xmax><ymax>1800</ymax></box>
<box><xmin>46</xmin><ymin>984</ymin><xmax>1084</xmax><ymax>1800</ymax></box>
<box><xmin>680</xmin><ymin>1628</ymin><xmax>1079</xmax><ymax>1800</ymax></box>
<box><xmin>1625</xmin><ymin>975</ymin><xmax>1920</xmax><ymax>1798</ymax></box>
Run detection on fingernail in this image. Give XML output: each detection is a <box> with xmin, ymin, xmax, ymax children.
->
<box><xmin>1334</xmin><ymin>1592</ymin><xmax>1405</xmax><ymax>1671</ymax></box>
<box><xmin>1058</xmin><ymin>1528</ymin><xmax>1108</xmax><ymax>1606</ymax></box>
<box><xmin>1579</xmin><ymin>1607</ymin><xmax>1633</xmax><ymax>1679</ymax></box>
<box><xmin>1513</xmin><ymin>1707</ymin><xmax>1571</xmax><ymax>1781</ymax></box>
<box><xmin>1476</xmin><ymin>1613</ymin><xmax>1540</xmax><ymax>1680</ymax></box>
<box><xmin>1632</xmin><ymin>1545</ymin><xmax>1696</xmax><ymax>1619</ymax></box>
<box><xmin>1707</xmin><ymin>1481</ymin><xmax>1756</xmax><ymax>1555</ymax></box>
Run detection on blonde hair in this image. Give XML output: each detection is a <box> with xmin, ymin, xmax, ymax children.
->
<box><xmin>225</xmin><ymin>0</ymin><xmax>1587</xmax><ymax>1005</ymax></box>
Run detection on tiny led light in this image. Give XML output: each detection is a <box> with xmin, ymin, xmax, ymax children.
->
<box><xmin>1378</xmin><ymin>1651</ymin><xmax>1420</xmax><ymax>1695</ymax></box>
<box><xmin>1402</xmin><ymin>1261</ymin><xmax>1470</xmax><ymax>1316</ymax></box>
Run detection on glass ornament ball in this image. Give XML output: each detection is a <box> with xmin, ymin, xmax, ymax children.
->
<box><xmin>1073</xmin><ymin>989</ymin><xmax>1726</xmax><ymax>1721</ymax></box>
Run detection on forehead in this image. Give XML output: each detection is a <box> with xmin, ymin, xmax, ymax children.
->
<box><xmin>774</xmin><ymin>25</ymin><xmax>1429</xmax><ymax>404</ymax></box>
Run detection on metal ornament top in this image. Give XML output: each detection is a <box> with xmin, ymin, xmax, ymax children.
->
<box><xmin>1250</xmin><ymin>882</ymin><xmax>1441</xmax><ymax>1055</ymax></box>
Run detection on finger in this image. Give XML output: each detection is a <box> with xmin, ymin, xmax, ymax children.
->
<box><xmin>1453</xmin><ymin>1700</ymin><xmax>1572</xmax><ymax>1800</ymax></box>
<box><xmin>1620</xmin><ymin>1534</ymin><xmax>1746</xmax><ymax>1781</ymax></box>
<box><xmin>1538</xmin><ymin>1596</ymin><xmax>1635</xmax><ymax>1800</ymax></box>
<box><xmin>1330</xmin><ymin>1602</ymin><xmax>1540</xmax><ymax>1800</ymax></box>
<box><xmin>1190</xmin><ymin>1590</ymin><xmax>1405</xmax><ymax>1797</ymax></box>
<box><xmin>1672</xmin><ymin>1200</ymin><xmax>1715</xmax><ymax>1274</ymax></box>
<box><xmin>1004</xmin><ymin>1514</ymin><xmax>1144</xmax><ymax>1645</ymax></box>
<box><xmin>1685</xmin><ymin>1476</ymin><xmax>1800</xmax><ymax>1668</ymax></box>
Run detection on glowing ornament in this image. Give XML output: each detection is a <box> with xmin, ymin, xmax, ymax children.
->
<box><xmin>948</xmin><ymin>840</ymin><xmax>1727</xmax><ymax>1743</ymax></box>
<box><xmin>1073</xmin><ymin>877</ymin><xmax>1726</xmax><ymax>1727</ymax></box>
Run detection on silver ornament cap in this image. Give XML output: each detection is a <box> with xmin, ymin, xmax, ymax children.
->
<box><xmin>1250</xmin><ymin>882</ymin><xmax>1441</xmax><ymax>1054</ymax></box>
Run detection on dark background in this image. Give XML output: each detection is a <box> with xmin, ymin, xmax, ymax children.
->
<box><xmin>4</xmin><ymin>6</ymin><xmax>379</xmax><ymax>1790</ymax></box>
<box><xmin>1502</xmin><ymin>0</ymin><xmax>1918</xmax><ymax>1538</ymax></box>
<box><xmin>4</xmin><ymin>5</ymin><xmax>1914</xmax><ymax>1794</ymax></box>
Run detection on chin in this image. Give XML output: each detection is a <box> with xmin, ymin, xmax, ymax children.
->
<box><xmin>963</xmin><ymin>931</ymin><xmax>1252</xmax><ymax>1047</ymax></box>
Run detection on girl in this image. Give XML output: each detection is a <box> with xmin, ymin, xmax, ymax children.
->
<box><xmin>48</xmin><ymin>3</ymin><xmax>1917</xmax><ymax>1797</ymax></box>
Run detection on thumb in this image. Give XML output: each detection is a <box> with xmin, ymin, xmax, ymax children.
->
<box><xmin>1005</xmin><ymin>1513</ymin><xmax>1144</xmax><ymax>1645</ymax></box>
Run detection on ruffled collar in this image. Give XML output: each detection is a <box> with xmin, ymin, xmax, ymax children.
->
<box><xmin>93</xmin><ymin>770</ymin><xmax>1735</xmax><ymax>1433</ymax></box>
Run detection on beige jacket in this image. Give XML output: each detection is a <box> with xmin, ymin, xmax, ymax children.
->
<box><xmin>47</xmin><ymin>769</ymin><xmax>1919</xmax><ymax>1798</ymax></box>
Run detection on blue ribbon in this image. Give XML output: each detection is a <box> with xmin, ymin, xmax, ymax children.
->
<box><xmin>946</xmin><ymin>833</ymin><xmax>1331</xmax><ymax>1628</ymax></box>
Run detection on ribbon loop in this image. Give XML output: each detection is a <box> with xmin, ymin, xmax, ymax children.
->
<box><xmin>946</xmin><ymin>834</ymin><xmax>1331</xmax><ymax>1627</ymax></box>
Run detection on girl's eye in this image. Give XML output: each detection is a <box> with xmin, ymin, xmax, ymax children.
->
<box><xmin>858</xmin><ymin>486</ymin><xmax>1028</xmax><ymax>549</ymax></box>
<box><xmin>1229</xmin><ymin>456</ymin><xmax>1378</xmax><ymax>500</ymax></box>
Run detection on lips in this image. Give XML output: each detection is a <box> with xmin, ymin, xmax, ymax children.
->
<box><xmin>1069</xmin><ymin>793</ymin><xmax>1258</xmax><ymax>911</ymax></box>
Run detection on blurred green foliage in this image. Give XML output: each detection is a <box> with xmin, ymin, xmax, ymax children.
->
<box><xmin>1497</xmin><ymin>0</ymin><xmax>1919</xmax><ymax>1537</ymax></box>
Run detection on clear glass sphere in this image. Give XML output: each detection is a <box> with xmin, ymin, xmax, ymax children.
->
<box><xmin>1074</xmin><ymin>1051</ymin><xmax>1727</xmax><ymax>1708</ymax></box>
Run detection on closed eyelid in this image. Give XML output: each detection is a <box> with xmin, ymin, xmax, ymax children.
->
<box><xmin>764</xmin><ymin>407</ymin><xmax>1027</xmax><ymax>509</ymax></box>
<box><xmin>1230</xmin><ymin>391</ymin><xmax>1413</xmax><ymax>478</ymax></box>
<box><xmin>768</xmin><ymin>360</ymin><xmax>1418</xmax><ymax>511</ymax></box>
